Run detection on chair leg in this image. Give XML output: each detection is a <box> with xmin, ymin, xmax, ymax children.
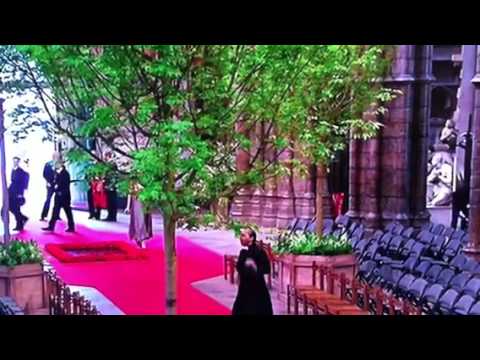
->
<box><xmin>224</xmin><ymin>256</ymin><xmax>228</xmax><ymax>280</ymax></box>
<box><xmin>294</xmin><ymin>290</ymin><xmax>299</xmax><ymax>315</ymax></box>
<box><xmin>229</xmin><ymin>260</ymin><xmax>235</xmax><ymax>284</ymax></box>
<box><xmin>287</xmin><ymin>285</ymin><xmax>291</xmax><ymax>314</ymax></box>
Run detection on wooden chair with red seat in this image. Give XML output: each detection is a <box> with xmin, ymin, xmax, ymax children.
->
<box><xmin>292</xmin><ymin>265</ymin><xmax>358</xmax><ymax>315</ymax></box>
<box><xmin>287</xmin><ymin>262</ymin><xmax>336</xmax><ymax>314</ymax></box>
<box><xmin>308</xmin><ymin>271</ymin><xmax>370</xmax><ymax>315</ymax></box>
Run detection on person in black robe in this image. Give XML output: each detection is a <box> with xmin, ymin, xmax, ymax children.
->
<box><xmin>8</xmin><ymin>157</ymin><xmax>30</xmax><ymax>231</ymax></box>
<box><xmin>40</xmin><ymin>152</ymin><xmax>60</xmax><ymax>221</ymax></box>
<box><xmin>232</xmin><ymin>228</ymin><xmax>273</xmax><ymax>315</ymax></box>
<box><xmin>451</xmin><ymin>176</ymin><xmax>469</xmax><ymax>230</ymax></box>
<box><xmin>42</xmin><ymin>161</ymin><xmax>75</xmax><ymax>232</ymax></box>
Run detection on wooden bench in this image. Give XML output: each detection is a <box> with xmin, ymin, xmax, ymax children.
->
<box><xmin>288</xmin><ymin>263</ymin><xmax>422</xmax><ymax>316</ymax></box>
<box><xmin>287</xmin><ymin>263</ymin><xmax>369</xmax><ymax>315</ymax></box>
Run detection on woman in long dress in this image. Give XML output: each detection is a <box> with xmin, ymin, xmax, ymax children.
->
<box><xmin>125</xmin><ymin>182</ymin><xmax>153</xmax><ymax>248</ymax></box>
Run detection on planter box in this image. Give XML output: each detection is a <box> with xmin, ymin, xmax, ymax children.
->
<box><xmin>0</xmin><ymin>264</ymin><xmax>47</xmax><ymax>314</ymax></box>
<box><xmin>276</xmin><ymin>253</ymin><xmax>357</xmax><ymax>297</ymax></box>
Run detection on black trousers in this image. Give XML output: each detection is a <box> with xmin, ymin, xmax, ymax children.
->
<box><xmin>9</xmin><ymin>194</ymin><xmax>27</xmax><ymax>229</ymax></box>
<box><xmin>106</xmin><ymin>190</ymin><xmax>117</xmax><ymax>221</ymax></box>
<box><xmin>41</xmin><ymin>186</ymin><xmax>55</xmax><ymax>220</ymax></box>
<box><xmin>49</xmin><ymin>195</ymin><xmax>75</xmax><ymax>230</ymax></box>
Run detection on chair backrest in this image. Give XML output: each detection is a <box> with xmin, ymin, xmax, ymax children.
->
<box><xmin>389</xmin><ymin>235</ymin><xmax>405</xmax><ymax>249</ymax></box>
<box><xmin>425</xmin><ymin>265</ymin><xmax>444</xmax><ymax>283</ymax></box>
<box><xmin>402</xmin><ymin>227</ymin><xmax>415</xmax><ymax>238</ymax></box>
<box><xmin>421</xmin><ymin>222</ymin><xmax>434</xmax><ymax>232</ymax></box>
<box><xmin>453</xmin><ymin>295</ymin><xmax>476</xmax><ymax>315</ymax></box>
<box><xmin>392</xmin><ymin>223</ymin><xmax>406</xmax><ymax>236</ymax></box>
<box><xmin>451</xmin><ymin>229</ymin><xmax>466</xmax><ymax>241</ymax></box>
<box><xmin>438</xmin><ymin>289</ymin><xmax>460</xmax><ymax>311</ymax></box>
<box><xmin>379</xmin><ymin>233</ymin><xmax>394</xmax><ymax>246</ymax></box>
<box><xmin>432</xmin><ymin>223</ymin><xmax>446</xmax><ymax>235</ymax></box>
<box><xmin>414</xmin><ymin>260</ymin><xmax>432</xmax><ymax>277</ymax></box>
<box><xmin>402</xmin><ymin>238</ymin><xmax>416</xmax><ymax>251</ymax></box>
<box><xmin>449</xmin><ymin>272</ymin><xmax>473</xmax><ymax>292</ymax></box>
<box><xmin>437</xmin><ymin>268</ymin><xmax>456</xmax><ymax>287</ymax></box>
<box><xmin>432</xmin><ymin>235</ymin><xmax>448</xmax><ymax>247</ymax></box>
<box><xmin>468</xmin><ymin>301</ymin><xmax>480</xmax><ymax>315</ymax></box>
<box><xmin>418</xmin><ymin>231</ymin><xmax>435</xmax><ymax>245</ymax></box>
<box><xmin>334</xmin><ymin>215</ymin><xmax>350</xmax><ymax>228</ymax></box>
<box><xmin>304</xmin><ymin>221</ymin><xmax>316</xmax><ymax>234</ymax></box>
<box><xmin>351</xmin><ymin>226</ymin><xmax>365</xmax><ymax>240</ymax></box>
<box><xmin>442</xmin><ymin>227</ymin><xmax>455</xmax><ymax>238</ymax></box>
<box><xmin>410</xmin><ymin>243</ymin><xmax>425</xmax><ymax>257</ymax></box>
<box><xmin>403</xmin><ymin>256</ymin><xmax>419</xmax><ymax>272</ymax></box>
<box><xmin>287</xmin><ymin>218</ymin><xmax>300</xmax><ymax>231</ymax></box>
<box><xmin>423</xmin><ymin>284</ymin><xmax>444</xmax><ymax>303</ymax></box>
<box><xmin>371</xmin><ymin>230</ymin><xmax>384</xmax><ymax>241</ymax></box>
<box><xmin>385</xmin><ymin>222</ymin><xmax>398</xmax><ymax>233</ymax></box>
<box><xmin>409</xmin><ymin>278</ymin><xmax>429</xmax><ymax>297</ymax></box>
<box><xmin>449</xmin><ymin>254</ymin><xmax>468</xmax><ymax>270</ymax></box>
<box><xmin>293</xmin><ymin>218</ymin><xmax>311</xmax><ymax>232</ymax></box>
<box><xmin>464</xmin><ymin>278</ymin><xmax>480</xmax><ymax>298</ymax></box>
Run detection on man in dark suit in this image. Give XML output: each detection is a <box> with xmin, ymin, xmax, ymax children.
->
<box><xmin>40</xmin><ymin>152</ymin><xmax>60</xmax><ymax>221</ymax></box>
<box><xmin>103</xmin><ymin>177</ymin><xmax>118</xmax><ymax>222</ymax></box>
<box><xmin>42</xmin><ymin>161</ymin><xmax>75</xmax><ymax>232</ymax></box>
<box><xmin>8</xmin><ymin>157</ymin><xmax>30</xmax><ymax>231</ymax></box>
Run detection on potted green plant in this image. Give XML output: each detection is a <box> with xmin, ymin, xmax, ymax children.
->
<box><xmin>0</xmin><ymin>239</ymin><xmax>47</xmax><ymax>314</ymax></box>
<box><xmin>272</xmin><ymin>232</ymin><xmax>356</xmax><ymax>295</ymax></box>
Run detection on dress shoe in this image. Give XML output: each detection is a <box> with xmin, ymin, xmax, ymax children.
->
<box><xmin>41</xmin><ymin>227</ymin><xmax>54</xmax><ymax>232</ymax></box>
<box><xmin>12</xmin><ymin>227</ymin><xmax>23</xmax><ymax>231</ymax></box>
<box><xmin>65</xmin><ymin>228</ymin><xmax>75</xmax><ymax>233</ymax></box>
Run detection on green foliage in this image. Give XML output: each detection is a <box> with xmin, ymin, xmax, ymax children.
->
<box><xmin>272</xmin><ymin>232</ymin><xmax>352</xmax><ymax>256</ymax></box>
<box><xmin>1</xmin><ymin>45</ymin><xmax>397</xmax><ymax>228</ymax></box>
<box><xmin>0</xmin><ymin>240</ymin><xmax>43</xmax><ymax>267</ymax></box>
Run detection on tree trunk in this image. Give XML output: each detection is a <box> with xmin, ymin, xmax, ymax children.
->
<box><xmin>315</xmin><ymin>164</ymin><xmax>326</xmax><ymax>237</ymax></box>
<box><xmin>163</xmin><ymin>215</ymin><xmax>177</xmax><ymax>315</ymax></box>
<box><xmin>0</xmin><ymin>99</ymin><xmax>10</xmax><ymax>244</ymax></box>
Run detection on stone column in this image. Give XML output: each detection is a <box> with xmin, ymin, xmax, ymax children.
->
<box><xmin>410</xmin><ymin>45</ymin><xmax>434</xmax><ymax>227</ymax></box>
<box><xmin>465</xmin><ymin>45</ymin><xmax>480</xmax><ymax>258</ymax></box>
<box><xmin>356</xmin><ymin>108</ymin><xmax>382</xmax><ymax>229</ymax></box>
<box><xmin>230</xmin><ymin>119</ymin><xmax>252</xmax><ymax>223</ymax></box>
<box><xmin>380</xmin><ymin>45</ymin><xmax>416</xmax><ymax>228</ymax></box>
<box><xmin>454</xmin><ymin>45</ymin><xmax>478</xmax><ymax>181</ymax></box>
<box><xmin>274</xmin><ymin>140</ymin><xmax>296</xmax><ymax>228</ymax></box>
<box><xmin>260</xmin><ymin>126</ymin><xmax>280</xmax><ymax>228</ymax></box>
<box><xmin>346</xmin><ymin>137</ymin><xmax>362</xmax><ymax>221</ymax></box>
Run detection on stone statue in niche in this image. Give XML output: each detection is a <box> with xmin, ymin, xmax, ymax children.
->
<box><xmin>440</xmin><ymin>119</ymin><xmax>458</xmax><ymax>151</ymax></box>
<box><xmin>427</xmin><ymin>119</ymin><xmax>457</xmax><ymax>207</ymax></box>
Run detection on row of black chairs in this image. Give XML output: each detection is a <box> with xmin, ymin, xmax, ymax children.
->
<box><xmin>276</xmin><ymin>214</ymin><xmax>361</xmax><ymax>240</ymax></box>
<box><xmin>354</xmin><ymin>221</ymin><xmax>479</xmax><ymax>315</ymax></box>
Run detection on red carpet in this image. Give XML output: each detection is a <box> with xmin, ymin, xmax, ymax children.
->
<box><xmin>16</xmin><ymin>220</ymin><xmax>230</xmax><ymax>315</ymax></box>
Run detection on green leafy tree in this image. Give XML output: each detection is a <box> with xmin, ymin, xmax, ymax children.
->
<box><xmin>271</xmin><ymin>45</ymin><xmax>398</xmax><ymax>235</ymax></box>
<box><xmin>1</xmin><ymin>45</ymin><xmax>307</xmax><ymax>313</ymax></box>
<box><xmin>0</xmin><ymin>45</ymin><xmax>397</xmax><ymax>312</ymax></box>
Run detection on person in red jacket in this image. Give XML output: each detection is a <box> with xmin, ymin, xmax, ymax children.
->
<box><xmin>91</xmin><ymin>177</ymin><xmax>108</xmax><ymax>220</ymax></box>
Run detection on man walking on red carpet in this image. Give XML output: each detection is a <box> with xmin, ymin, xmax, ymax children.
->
<box><xmin>42</xmin><ymin>160</ymin><xmax>75</xmax><ymax>233</ymax></box>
